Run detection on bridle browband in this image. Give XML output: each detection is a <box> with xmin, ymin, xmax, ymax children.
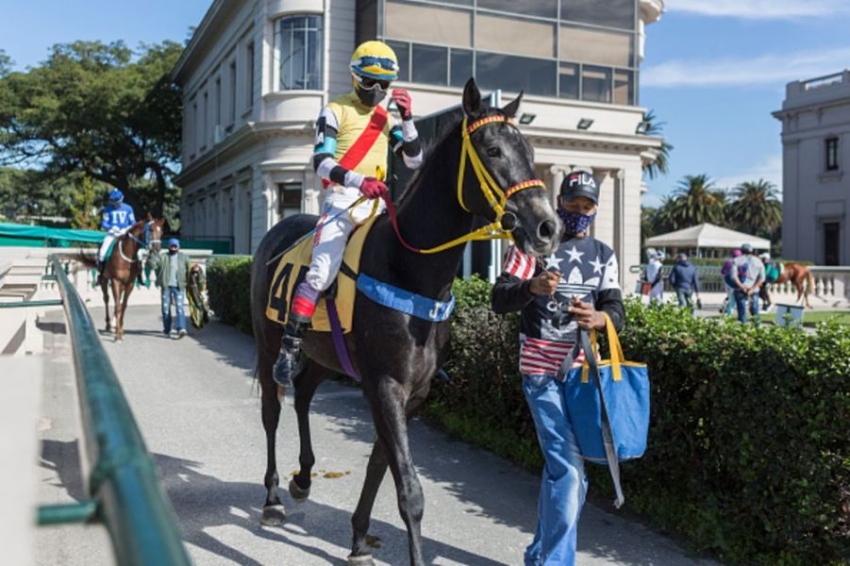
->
<box><xmin>383</xmin><ymin>114</ymin><xmax>547</xmax><ymax>254</ymax></box>
<box><xmin>119</xmin><ymin>220</ymin><xmax>161</xmax><ymax>263</ymax></box>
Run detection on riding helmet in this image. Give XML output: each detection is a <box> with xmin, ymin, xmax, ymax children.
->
<box><xmin>349</xmin><ymin>41</ymin><xmax>399</xmax><ymax>81</ymax></box>
<box><xmin>108</xmin><ymin>188</ymin><xmax>124</xmax><ymax>204</ymax></box>
<box><xmin>560</xmin><ymin>170</ymin><xmax>599</xmax><ymax>204</ymax></box>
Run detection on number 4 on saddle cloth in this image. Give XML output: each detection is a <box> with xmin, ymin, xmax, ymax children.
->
<box><xmin>265</xmin><ymin>216</ymin><xmax>455</xmax><ymax>334</ymax></box>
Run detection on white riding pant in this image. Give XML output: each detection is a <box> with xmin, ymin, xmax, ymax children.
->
<box><xmin>305</xmin><ymin>186</ymin><xmax>385</xmax><ymax>292</ymax></box>
<box><xmin>98</xmin><ymin>228</ymin><xmax>128</xmax><ymax>262</ymax></box>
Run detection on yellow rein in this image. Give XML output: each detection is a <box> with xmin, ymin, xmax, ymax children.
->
<box><xmin>413</xmin><ymin>115</ymin><xmax>544</xmax><ymax>254</ymax></box>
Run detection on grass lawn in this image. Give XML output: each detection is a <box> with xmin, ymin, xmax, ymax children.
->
<box><xmin>758</xmin><ymin>309</ymin><xmax>850</xmax><ymax>327</ymax></box>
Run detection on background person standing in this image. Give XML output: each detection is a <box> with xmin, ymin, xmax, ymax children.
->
<box><xmin>730</xmin><ymin>243</ymin><xmax>765</xmax><ymax>323</ymax></box>
<box><xmin>668</xmin><ymin>253</ymin><xmax>701</xmax><ymax>312</ymax></box>
<box><xmin>147</xmin><ymin>237</ymin><xmax>191</xmax><ymax>339</ymax></box>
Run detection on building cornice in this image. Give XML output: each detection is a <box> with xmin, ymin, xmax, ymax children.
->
<box><xmin>527</xmin><ymin>130</ymin><xmax>663</xmax><ymax>155</ymax></box>
<box><xmin>640</xmin><ymin>0</ymin><xmax>665</xmax><ymax>24</ymax></box>
<box><xmin>171</xmin><ymin>0</ymin><xmax>238</xmax><ymax>82</ymax></box>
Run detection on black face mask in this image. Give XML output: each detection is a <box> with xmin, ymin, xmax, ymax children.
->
<box><xmin>355</xmin><ymin>87</ymin><xmax>386</xmax><ymax>107</ymax></box>
<box><xmin>168</xmin><ymin>248</ymin><xmax>178</xmax><ymax>255</ymax></box>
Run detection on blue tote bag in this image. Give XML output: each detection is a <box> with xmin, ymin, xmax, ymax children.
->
<box><xmin>562</xmin><ymin>314</ymin><xmax>650</xmax><ymax>507</ymax></box>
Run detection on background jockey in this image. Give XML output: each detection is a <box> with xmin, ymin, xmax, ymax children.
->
<box><xmin>272</xmin><ymin>40</ymin><xmax>424</xmax><ymax>388</ymax></box>
<box><xmin>97</xmin><ymin>188</ymin><xmax>136</xmax><ymax>283</ymax></box>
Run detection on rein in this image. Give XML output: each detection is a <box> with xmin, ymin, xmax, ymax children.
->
<box><xmin>384</xmin><ymin>114</ymin><xmax>546</xmax><ymax>254</ymax></box>
<box><xmin>119</xmin><ymin>221</ymin><xmax>159</xmax><ymax>263</ymax></box>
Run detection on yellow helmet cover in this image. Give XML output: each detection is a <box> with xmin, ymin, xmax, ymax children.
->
<box><xmin>349</xmin><ymin>41</ymin><xmax>399</xmax><ymax>81</ymax></box>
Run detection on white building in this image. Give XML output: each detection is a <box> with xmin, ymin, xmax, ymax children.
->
<box><xmin>172</xmin><ymin>0</ymin><xmax>665</xmax><ymax>287</ymax></box>
<box><xmin>774</xmin><ymin>70</ymin><xmax>850</xmax><ymax>266</ymax></box>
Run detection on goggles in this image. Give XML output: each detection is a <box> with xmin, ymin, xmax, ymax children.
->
<box><xmin>353</xmin><ymin>73</ymin><xmax>391</xmax><ymax>92</ymax></box>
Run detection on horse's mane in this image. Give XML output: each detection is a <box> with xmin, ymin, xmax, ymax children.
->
<box><xmin>395</xmin><ymin>106</ymin><xmax>511</xmax><ymax>207</ymax></box>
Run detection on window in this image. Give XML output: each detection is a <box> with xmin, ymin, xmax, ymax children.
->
<box><xmin>387</xmin><ymin>40</ymin><xmax>410</xmax><ymax>82</ymax></box>
<box><xmin>215</xmin><ymin>77</ymin><xmax>222</xmax><ymax>128</ymax></box>
<box><xmin>450</xmin><ymin>49</ymin><xmax>473</xmax><ymax>87</ymax></box>
<box><xmin>824</xmin><ymin>222</ymin><xmax>840</xmax><ymax>265</ymax></box>
<box><xmin>277</xmin><ymin>182</ymin><xmax>303</xmax><ymax>219</ymax></box>
<box><xmin>826</xmin><ymin>137</ymin><xmax>839</xmax><ymax>171</ymax></box>
<box><xmin>561</xmin><ymin>0</ymin><xmax>636</xmax><ymax>30</ymax></box>
<box><xmin>558</xmin><ymin>63</ymin><xmax>579</xmax><ymax>100</ymax></box>
<box><xmin>477</xmin><ymin>52</ymin><xmax>556</xmax><ymax>97</ymax></box>
<box><xmin>246</xmin><ymin>42</ymin><xmax>255</xmax><ymax>106</ymax></box>
<box><xmin>412</xmin><ymin>44</ymin><xmax>447</xmax><ymax>85</ymax></box>
<box><xmin>613</xmin><ymin>69</ymin><xmax>633</xmax><ymax>105</ymax></box>
<box><xmin>582</xmin><ymin>65</ymin><xmax>611</xmax><ymax>103</ymax></box>
<box><xmin>229</xmin><ymin>61</ymin><xmax>237</xmax><ymax>124</ymax></box>
<box><xmin>202</xmin><ymin>91</ymin><xmax>209</xmax><ymax>148</ymax></box>
<box><xmin>478</xmin><ymin>0</ymin><xmax>556</xmax><ymax>18</ymax></box>
<box><xmin>276</xmin><ymin>16</ymin><xmax>323</xmax><ymax>90</ymax></box>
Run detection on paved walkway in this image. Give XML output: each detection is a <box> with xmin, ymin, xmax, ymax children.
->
<box><xmin>31</xmin><ymin>304</ymin><xmax>723</xmax><ymax>565</ymax></box>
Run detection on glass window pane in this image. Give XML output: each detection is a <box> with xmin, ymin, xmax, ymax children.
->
<box><xmin>278</xmin><ymin>16</ymin><xmax>323</xmax><ymax>91</ymax></box>
<box><xmin>613</xmin><ymin>69</ymin><xmax>633</xmax><ymax>105</ymax></box>
<box><xmin>386</xmin><ymin>40</ymin><xmax>410</xmax><ymax>82</ymax></box>
<box><xmin>412</xmin><ymin>44</ymin><xmax>448</xmax><ymax>86</ymax></box>
<box><xmin>385</xmin><ymin>0</ymin><xmax>472</xmax><ymax>47</ymax></box>
<box><xmin>476</xmin><ymin>13</ymin><xmax>555</xmax><ymax>59</ymax></box>
<box><xmin>478</xmin><ymin>0</ymin><xmax>556</xmax><ymax>18</ymax></box>
<box><xmin>581</xmin><ymin>65</ymin><xmax>611</xmax><ymax>103</ymax></box>
<box><xmin>561</xmin><ymin>0</ymin><xmax>636</xmax><ymax>30</ymax></box>
<box><xmin>477</xmin><ymin>52</ymin><xmax>556</xmax><ymax>97</ymax></box>
<box><xmin>450</xmin><ymin>49</ymin><xmax>473</xmax><ymax>88</ymax></box>
<box><xmin>559</xmin><ymin>63</ymin><xmax>579</xmax><ymax>100</ymax></box>
<box><xmin>560</xmin><ymin>25</ymin><xmax>633</xmax><ymax>67</ymax></box>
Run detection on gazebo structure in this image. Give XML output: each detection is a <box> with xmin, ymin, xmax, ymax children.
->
<box><xmin>645</xmin><ymin>223</ymin><xmax>771</xmax><ymax>258</ymax></box>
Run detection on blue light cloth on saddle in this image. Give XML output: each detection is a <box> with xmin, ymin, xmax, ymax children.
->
<box><xmin>356</xmin><ymin>273</ymin><xmax>455</xmax><ymax>322</ymax></box>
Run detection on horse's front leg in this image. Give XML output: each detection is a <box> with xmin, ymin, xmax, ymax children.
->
<box><xmin>112</xmin><ymin>280</ymin><xmax>124</xmax><ymax>342</ymax></box>
<box><xmin>289</xmin><ymin>359</ymin><xmax>328</xmax><ymax>501</ymax></box>
<box><xmin>349</xmin><ymin>438</ymin><xmax>388</xmax><ymax>566</ymax></box>
<box><xmin>117</xmin><ymin>284</ymin><xmax>132</xmax><ymax>341</ymax></box>
<box><xmin>365</xmin><ymin>377</ymin><xmax>424</xmax><ymax>566</ymax></box>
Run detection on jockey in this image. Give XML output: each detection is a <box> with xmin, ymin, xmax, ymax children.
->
<box><xmin>97</xmin><ymin>188</ymin><xmax>136</xmax><ymax>282</ymax></box>
<box><xmin>272</xmin><ymin>40</ymin><xmax>424</xmax><ymax>388</ymax></box>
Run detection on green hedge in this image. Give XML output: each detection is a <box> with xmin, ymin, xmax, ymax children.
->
<box><xmin>206</xmin><ymin>255</ymin><xmax>253</xmax><ymax>334</ymax></box>
<box><xmin>435</xmin><ymin>277</ymin><xmax>849</xmax><ymax>565</ymax></box>
<box><xmin>206</xmin><ymin>263</ymin><xmax>849</xmax><ymax>565</ymax></box>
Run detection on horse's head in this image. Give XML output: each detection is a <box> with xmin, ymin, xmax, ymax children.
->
<box><xmin>459</xmin><ymin>78</ymin><xmax>561</xmax><ymax>257</ymax></box>
<box><xmin>149</xmin><ymin>217</ymin><xmax>165</xmax><ymax>253</ymax></box>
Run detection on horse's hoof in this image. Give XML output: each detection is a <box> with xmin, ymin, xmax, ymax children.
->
<box><xmin>347</xmin><ymin>554</ymin><xmax>375</xmax><ymax>566</ymax></box>
<box><xmin>260</xmin><ymin>504</ymin><xmax>286</xmax><ymax>526</ymax></box>
<box><xmin>289</xmin><ymin>478</ymin><xmax>311</xmax><ymax>502</ymax></box>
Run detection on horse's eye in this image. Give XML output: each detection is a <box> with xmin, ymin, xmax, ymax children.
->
<box><xmin>486</xmin><ymin>147</ymin><xmax>502</xmax><ymax>158</ymax></box>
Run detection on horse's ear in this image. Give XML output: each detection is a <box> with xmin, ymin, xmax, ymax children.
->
<box><xmin>462</xmin><ymin>77</ymin><xmax>482</xmax><ymax>117</ymax></box>
<box><xmin>502</xmin><ymin>91</ymin><xmax>523</xmax><ymax>119</ymax></box>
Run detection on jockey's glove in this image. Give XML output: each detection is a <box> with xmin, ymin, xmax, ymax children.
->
<box><xmin>360</xmin><ymin>177</ymin><xmax>388</xmax><ymax>199</ymax></box>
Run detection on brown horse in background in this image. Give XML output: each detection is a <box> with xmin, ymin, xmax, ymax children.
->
<box><xmin>764</xmin><ymin>262</ymin><xmax>816</xmax><ymax>309</ymax></box>
<box><xmin>77</xmin><ymin>218</ymin><xmax>165</xmax><ymax>340</ymax></box>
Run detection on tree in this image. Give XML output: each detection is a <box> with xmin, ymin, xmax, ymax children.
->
<box><xmin>70</xmin><ymin>176</ymin><xmax>102</xmax><ymax>229</ymax></box>
<box><xmin>641</xmin><ymin>109</ymin><xmax>674</xmax><ymax>181</ymax></box>
<box><xmin>666</xmin><ymin>174</ymin><xmax>725</xmax><ymax>229</ymax></box>
<box><xmin>0</xmin><ymin>40</ymin><xmax>183</xmax><ymax>218</ymax></box>
<box><xmin>726</xmin><ymin>178</ymin><xmax>782</xmax><ymax>240</ymax></box>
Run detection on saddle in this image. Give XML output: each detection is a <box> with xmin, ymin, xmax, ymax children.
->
<box><xmin>265</xmin><ymin>217</ymin><xmax>377</xmax><ymax>333</ymax></box>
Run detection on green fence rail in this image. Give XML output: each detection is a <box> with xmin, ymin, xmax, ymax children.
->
<box><xmin>44</xmin><ymin>254</ymin><xmax>192</xmax><ymax>565</ymax></box>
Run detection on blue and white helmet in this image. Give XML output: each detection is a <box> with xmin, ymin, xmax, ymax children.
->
<box><xmin>108</xmin><ymin>188</ymin><xmax>124</xmax><ymax>205</ymax></box>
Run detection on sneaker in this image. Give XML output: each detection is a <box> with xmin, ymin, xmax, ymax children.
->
<box><xmin>164</xmin><ymin>330</ymin><xmax>172</xmax><ymax>338</ymax></box>
<box><xmin>176</xmin><ymin>329</ymin><xmax>187</xmax><ymax>340</ymax></box>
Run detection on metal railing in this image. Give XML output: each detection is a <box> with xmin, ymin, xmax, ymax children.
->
<box><xmin>40</xmin><ymin>254</ymin><xmax>191</xmax><ymax>565</ymax></box>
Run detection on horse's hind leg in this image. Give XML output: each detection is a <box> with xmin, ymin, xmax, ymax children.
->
<box><xmin>260</xmin><ymin>338</ymin><xmax>286</xmax><ymax>526</ymax></box>
<box><xmin>101</xmin><ymin>280</ymin><xmax>111</xmax><ymax>332</ymax></box>
<box><xmin>289</xmin><ymin>359</ymin><xmax>331</xmax><ymax>502</ymax></box>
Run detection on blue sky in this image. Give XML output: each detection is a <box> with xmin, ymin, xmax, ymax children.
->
<box><xmin>2</xmin><ymin>0</ymin><xmax>848</xmax><ymax>208</ymax></box>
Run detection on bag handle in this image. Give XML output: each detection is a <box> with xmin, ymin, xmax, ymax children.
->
<box><xmin>579</xmin><ymin>330</ymin><xmax>626</xmax><ymax>509</ymax></box>
<box><xmin>581</xmin><ymin>313</ymin><xmax>623</xmax><ymax>383</ymax></box>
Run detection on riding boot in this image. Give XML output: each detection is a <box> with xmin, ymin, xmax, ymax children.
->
<box><xmin>272</xmin><ymin>315</ymin><xmax>310</xmax><ymax>388</ymax></box>
<box><xmin>273</xmin><ymin>281</ymin><xmax>320</xmax><ymax>388</ymax></box>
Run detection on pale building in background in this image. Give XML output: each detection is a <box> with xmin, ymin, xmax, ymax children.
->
<box><xmin>774</xmin><ymin>70</ymin><xmax>850</xmax><ymax>266</ymax></box>
<box><xmin>172</xmin><ymin>0</ymin><xmax>665</xmax><ymax>288</ymax></box>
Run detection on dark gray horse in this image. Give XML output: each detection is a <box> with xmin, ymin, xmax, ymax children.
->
<box><xmin>250</xmin><ymin>78</ymin><xmax>561</xmax><ymax>566</ymax></box>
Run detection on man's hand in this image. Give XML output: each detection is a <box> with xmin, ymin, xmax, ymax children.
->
<box><xmin>360</xmin><ymin>177</ymin><xmax>388</xmax><ymax>199</ymax></box>
<box><xmin>529</xmin><ymin>270</ymin><xmax>560</xmax><ymax>296</ymax></box>
<box><xmin>567</xmin><ymin>296</ymin><xmax>606</xmax><ymax>330</ymax></box>
<box><xmin>391</xmin><ymin>89</ymin><xmax>413</xmax><ymax>120</ymax></box>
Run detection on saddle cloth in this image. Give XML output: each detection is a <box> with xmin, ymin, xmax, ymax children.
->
<box><xmin>265</xmin><ymin>217</ymin><xmax>377</xmax><ymax>333</ymax></box>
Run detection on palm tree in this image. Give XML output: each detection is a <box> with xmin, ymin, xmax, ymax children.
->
<box><xmin>666</xmin><ymin>174</ymin><xmax>725</xmax><ymax>229</ymax></box>
<box><xmin>640</xmin><ymin>109</ymin><xmax>674</xmax><ymax>180</ymax></box>
<box><xmin>726</xmin><ymin>179</ymin><xmax>782</xmax><ymax>239</ymax></box>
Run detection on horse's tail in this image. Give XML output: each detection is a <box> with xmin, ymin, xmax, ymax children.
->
<box><xmin>75</xmin><ymin>250</ymin><xmax>98</xmax><ymax>269</ymax></box>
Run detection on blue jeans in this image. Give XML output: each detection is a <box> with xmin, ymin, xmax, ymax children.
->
<box><xmin>734</xmin><ymin>289</ymin><xmax>759</xmax><ymax>322</ymax></box>
<box><xmin>522</xmin><ymin>374</ymin><xmax>587</xmax><ymax>566</ymax></box>
<box><xmin>675</xmin><ymin>288</ymin><xmax>693</xmax><ymax>308</ymax></box>
<box><xmin>161</xmin><ymin>286</ymin><xmax>186</xmax><ymax>334</ymax></box>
